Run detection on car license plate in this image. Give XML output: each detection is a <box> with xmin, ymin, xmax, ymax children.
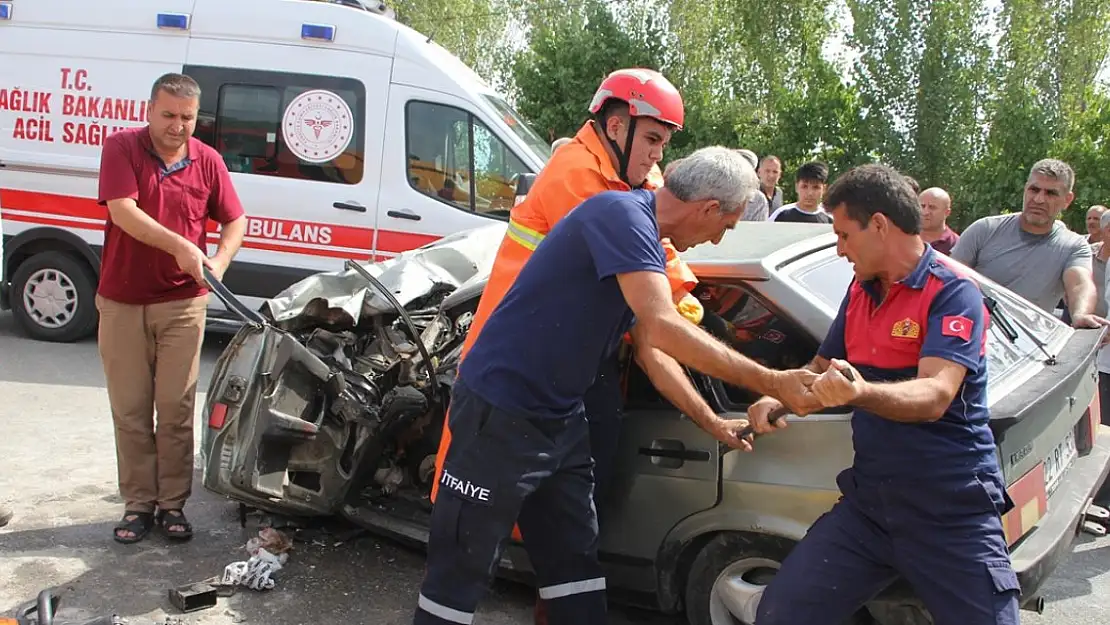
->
<box><xmin>1043</xmin><ymin>430</ymin><xmax>1078</xmax><ymax>497</ymax></box>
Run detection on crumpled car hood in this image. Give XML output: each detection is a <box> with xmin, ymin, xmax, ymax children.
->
<box><xmin>259</xmin><ymin>222</ymin><xmax>507</xmax><ymax>330</ymax></box>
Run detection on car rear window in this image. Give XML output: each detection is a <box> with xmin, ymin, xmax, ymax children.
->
<box><xmin>782</xmin><ymin>247</ymin><xmax>1072</xmax><ymax>395</ymax></box>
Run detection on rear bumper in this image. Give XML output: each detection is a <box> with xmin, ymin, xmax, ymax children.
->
<box><xmin>1008</xmin><ymin>424</ymin><xmax>1110</xmax><ymax>601</ymax></box>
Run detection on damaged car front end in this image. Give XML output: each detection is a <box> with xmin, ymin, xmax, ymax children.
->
<box><xmin>200</xmin><ymin>223</ymin><xmax>506</xmax><ymax>526</ymax></box>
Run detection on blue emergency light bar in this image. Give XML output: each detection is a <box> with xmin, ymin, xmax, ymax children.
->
<box><xmin>302</xmin><ymin>23</ymin><xmax>336</xmax><ymax>42</ymax></box>
<box><xmin>0</xmin><ymin>2</ymin><xmax>13</xmax><ymax>21</ymax></box>
<box><xmin>157</xmin><ymin>12</ymin><xmax>190</xmax><ymax>30</ymax></box>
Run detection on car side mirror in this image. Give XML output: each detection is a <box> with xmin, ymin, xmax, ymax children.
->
<box><xmin>514</xmin><ymin>173</ymin><xmax>537</xmax><ymax>206</ymax></box>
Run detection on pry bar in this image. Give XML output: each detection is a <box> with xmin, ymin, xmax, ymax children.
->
<box><xmin>718</xmin><ymin>367</ymin><xmax>857</xmax><ymax>456</ymax></box>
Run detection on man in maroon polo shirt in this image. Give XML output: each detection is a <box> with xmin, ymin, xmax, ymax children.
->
<box><xmin>96</xmin><ymin>72</ymin><xmax>246</xmax><ymax>544</ymax></box>
<box><xmin>919</xmin><ymin>186</ymin><xmax>959</xmax><ymax>255</ymax></box>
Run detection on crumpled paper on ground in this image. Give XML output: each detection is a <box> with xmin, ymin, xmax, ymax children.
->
<box><xmin>247</xmin><ymin>527</ymin><xmax>293</xmax><ymax>556</ymax></box>
<box><xmin>222</xmin><ymin>529</ymin><xmax>293</xmax><ymax>591</ymax></box>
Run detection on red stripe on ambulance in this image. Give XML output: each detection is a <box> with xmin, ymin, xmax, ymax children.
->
<box><xmin>0</xmin><ymin>189</ymin><xmax>441</xmax><ymax>257</ymax></box>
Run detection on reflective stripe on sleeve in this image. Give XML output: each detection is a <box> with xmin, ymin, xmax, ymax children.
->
<box><xmin>506</xmin><ymin>217</ymin><xmax>545</xmax><ymax>251</ymax></box>
<box><xmin>537</xmin><ymin>576</ymin><xmax>607</xmax><ymax>600</ymax></box>
<box><xmin>417</xmin><ymin>594</ymin><xmax>474</xmax><ymax>624</ymax></box>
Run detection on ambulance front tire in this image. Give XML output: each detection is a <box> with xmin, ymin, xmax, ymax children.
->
<box><xmin>10</xmin><ymin>251</ymin><xmax>99</xmax><ymax>343</ymax></box>
<box><xmin>683</xmin><ymin>532</ymin><xmax>875</xmax><ymax>625</ymax></box>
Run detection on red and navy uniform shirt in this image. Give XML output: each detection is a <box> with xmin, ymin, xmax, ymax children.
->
<box><xmin>818</xmin><ymin>245</ymin><xmax>1001</xmax><ymax>483</ymax></box>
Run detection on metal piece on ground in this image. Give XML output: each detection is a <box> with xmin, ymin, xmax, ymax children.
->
<box><xmin>168</xmin><ymin>582</ymin><xmax>219</xmax><ymax>613</ymax></box>
<box><xmin>13</xmin><ymin>589</ymin><xmax>124</xmax><ymax>625</ymax></box>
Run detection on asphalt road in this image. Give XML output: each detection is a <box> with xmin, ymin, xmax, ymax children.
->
<box><xmin>1</xmin><ymin>311</ymin><xmax>1108</xmax><ymax>625</ymax></box>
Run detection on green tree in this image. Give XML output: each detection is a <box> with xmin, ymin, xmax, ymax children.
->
<box><xmin>509</xmin><ymin>0</ymin><xmax>667</xmax><ymax>144</ymax></box>
<box><xmin>846</xmin><ymin>0</ymin><xmax>992</xmax><ymax>220</ymax></box>
<box><xmin>389</xmin><ymin>0</ymin><xmax>522</xmax><ymax>90</ymax></box>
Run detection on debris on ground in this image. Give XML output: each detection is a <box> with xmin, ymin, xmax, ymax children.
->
<box><xmin>219</xmin><ymin>528</ymin><xmax>294</xmax><ymax>591</ymax></box>
<box><xmin>246</xmin><ymin>527</ymin><xmax>293</xmax><ymax>556</ymax></box>
<box><xmin>167</xmin><ymin>582</ymin><xmax>218</xmax><ymax>613</ymax></box>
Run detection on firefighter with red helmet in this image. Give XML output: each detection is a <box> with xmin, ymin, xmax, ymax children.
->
<box><xmin>416</xmin><ymin>68</ymin><xmax>692</xmax><ymax>625</ymax></box>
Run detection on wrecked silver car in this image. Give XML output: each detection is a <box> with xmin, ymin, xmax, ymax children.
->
<box><xmin>200</xmin><ymin>221</ymin><xmax>1110</xmax><ymax>625</ymax></box>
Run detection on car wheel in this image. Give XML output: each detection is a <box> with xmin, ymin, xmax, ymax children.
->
<box><xmin>684</xmin><ymin>533</ymin><xmax>874</xmax><ymax>625</ymax></box>
<box><xmin>11</xmin><ymin>251</ymin><xmax>99</xmax><ymax>343</ymax></box>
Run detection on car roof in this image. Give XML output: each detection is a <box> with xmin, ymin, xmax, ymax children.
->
<box><xmin>678</xmin><ymin>222</ymin><xmax>836</xmax><ymax>278</ymax></box>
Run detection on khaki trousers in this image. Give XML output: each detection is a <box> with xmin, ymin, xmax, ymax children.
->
<box><xmin>96</xmin><ymin>294</ymin><xmax>207</xmax><ymax>513</ymax></box>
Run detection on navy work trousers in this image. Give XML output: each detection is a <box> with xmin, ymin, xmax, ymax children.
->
<box><xmin>756</xmin><ymin>468</ymin><xmax>1020</xmax><ymax>625</ymax></box>
<box><xmin>414</xmin><ymin>380</ymin><xmax>606</xmax><ymax>625</ymax></box>
<box><xmin>583</xmin><ymin>351</ymin><xmax>624</xmax><ymax>528</ymax></box>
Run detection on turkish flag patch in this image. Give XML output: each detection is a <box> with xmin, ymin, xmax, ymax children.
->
<box><xmin>942</xmin><ymin>315</ymin><xmax>973</xmax><ymax>341</ymax></box>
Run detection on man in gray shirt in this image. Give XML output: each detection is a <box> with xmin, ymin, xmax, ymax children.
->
<box><xmin>737</xmin><ymin>149</ymin><xmax>769</xmax><ymax>221</ymax></box>
<box><xmin>950</xmin><ymin>158</ymin><xmax>1106</xmax><ymax>328</ymax></box>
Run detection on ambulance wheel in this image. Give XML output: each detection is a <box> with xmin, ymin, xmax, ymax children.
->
<box><xmin>11</xmin><ymin>251</ymin><xmax>99</xmax><ymax>343</ymax></box>
<box><xmin>684</xmin><ymin>532</ymin><xmax>875</xmax><ymax>625</ymax></box>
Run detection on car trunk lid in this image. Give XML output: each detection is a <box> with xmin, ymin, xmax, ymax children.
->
<box><xmin>989</xmin><ymin>324</ymin><xmax>1104</xmax><ymax>547</ymax></box>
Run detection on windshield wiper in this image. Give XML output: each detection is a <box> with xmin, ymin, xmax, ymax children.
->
<box><xmin>983</xmin><ymin>293</ymin><xmax>1058</xmax><ymax>366</ymax></box>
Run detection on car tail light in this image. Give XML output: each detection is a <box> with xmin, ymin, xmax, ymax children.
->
<box><xmin>1002</xmin><ymin>463</ymin><xmax>1047</xmax><ymax>546</ymax></box>
<box><xmin>209</xmin><ymin>402</ymin><xmax>229</xmax><ymax>430</ymax></box>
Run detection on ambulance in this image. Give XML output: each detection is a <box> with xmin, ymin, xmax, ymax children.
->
<box><xmin>0</xmin><ymin>0</ymin><xmax>552</xmax><ymax>342</ymax></box>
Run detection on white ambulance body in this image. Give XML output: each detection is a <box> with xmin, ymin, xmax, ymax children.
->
<box><xmin>0</xmin><ymin>0</ymin><xmax>551</xmax><ymax>342</ymax></box>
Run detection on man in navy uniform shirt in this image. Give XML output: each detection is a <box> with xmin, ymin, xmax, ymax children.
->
<box><xmin>750</xmin><ymin>164</ymin><xmax>1018</xmax><ymax>625</ymax></box>
<box><xmin>412</xmin><ymin>147</ymin><xmax>823</xmax><ymax>625</ymax></box>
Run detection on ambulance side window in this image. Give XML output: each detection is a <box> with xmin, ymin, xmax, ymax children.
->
<box><xmin>187</xmin><ymin>65</ymin><xmax>366</xmax><ymax>185</ymax></box>
<box><xmin>405</xmin><ymin>100</ymin><xmax>530</xmax><ymax>218</ymax></box>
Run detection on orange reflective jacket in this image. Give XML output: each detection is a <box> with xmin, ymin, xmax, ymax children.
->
<box><xmin>431</xmin><ymin>121</ymin><xmax>699</xmax><ymax>508</ymax></box>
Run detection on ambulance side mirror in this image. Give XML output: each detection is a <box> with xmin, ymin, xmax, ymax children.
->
<box><xmin>514</xmin><ymin>173</ymin><xmax>537</xmax><ymax>206</ymax></box>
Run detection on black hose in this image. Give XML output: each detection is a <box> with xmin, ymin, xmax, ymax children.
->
<box><xmin>343</xmin><ymin>260</ymin><xmax>443</xmax><ymax>407</ymax></box>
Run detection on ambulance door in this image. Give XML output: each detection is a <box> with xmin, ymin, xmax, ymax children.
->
<box><xmin>182</xmin><ymin>42</ymin><xmax>390</xmax><ymax>311</ymax></box>
<box><xmin>375</xmin><ymin>85</ymin><xmax>536</xmax><ymax>259</ymax></box>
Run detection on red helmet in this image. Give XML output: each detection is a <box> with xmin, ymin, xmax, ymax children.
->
<box><xmin>588</xmin><ymin>68</ymin><xmax>684</xmax><ymax>130</ymax></box>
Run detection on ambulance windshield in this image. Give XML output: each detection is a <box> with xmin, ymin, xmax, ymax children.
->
<box><xmin>482</xmin><ymin>94</ymin><xmax>552</xmax><ymax>164</ymax></box>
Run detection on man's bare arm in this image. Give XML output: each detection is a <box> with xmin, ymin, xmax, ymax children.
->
<box><xmin>213</xmin><ymin>216</ymin><xmax>247</xmax><ymax>264</ymax></box>
<box><xmin>617</xmin><ymin>271</ymin><xmax>779</xmax><ymax>396</ymax></box>
<box><xmin>750</xmin><ymin>355</ymin><xmax>830</xmax><ymax>406</ymax></box>
<box><xmin>106</xmin><ymin>198</ymin><xmax>194</xmax><ymax>256</ymax></box>
<box><xmin>1064</xmin><ymin>265</ymin><xmax>1098</xmax><ymax>318</ymax></box>
<box><xmin>817</xmin><ymin>357</ymin><xmax>966</xmax><ymax>423</ymax></box>
<box><xmin>629</xmin><ymin>324</ymin><xmax>718</xmax><ymax>426</ymax></box>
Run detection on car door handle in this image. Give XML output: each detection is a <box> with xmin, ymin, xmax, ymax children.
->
<box><xmin>639</xmin><ymin>448</ymin><xmax>712</xmax><ymax>461</ymax></box>
<box><xmin>334</xmin><ymin>201</ymin><xmax>367</xmax><ymax>213</ymax></box>
<box><xmin>639</xmin><ymin>439</ymin><xmax>712</xmax><ymax>466</ymax></box>
<box><xmin>387</xmin><ymin>209</ymin><xmax>422</xmax><ymax>221</ymax></box>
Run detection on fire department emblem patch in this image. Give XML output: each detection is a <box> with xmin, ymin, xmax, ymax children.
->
<box><xmin>282</xmin><ymin>89</ymin><xmax>354</xmax><ymax>164</ymax></box>
<box><xmin>890</xmin><ymin>317</ymin><xmax>921</xmax><ymax>339</ymax></box>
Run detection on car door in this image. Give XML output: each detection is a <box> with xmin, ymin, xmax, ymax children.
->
<box><xmin>374</xmin><ymin>85</ymin><xmax>536</xmax><ymax>259</ymax></box>
<box><xmin>598</xmin><ymin>349</ymin><xmax>723</xmax><ymax>564</ymax></box>
<box><xmin>183</xmin><ymin>39</ymin><xmax>391</xmax><ymax>312</ymax></box>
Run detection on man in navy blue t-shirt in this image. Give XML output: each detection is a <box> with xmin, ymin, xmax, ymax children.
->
<box><xmin>413</xmin><ymin>147</ymin><xmax>824</xmax><ymax>625</ymax></box>
<box><xmin>750</xmin><ymin>164</ymin><xmax>1019</xmax><ymax>625</ymax></box>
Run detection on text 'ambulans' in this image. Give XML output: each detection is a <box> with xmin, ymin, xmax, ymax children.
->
<box><xmin>246</xmin><ymin>217</ymin><xmax>334</xmax><ymax>246</ymax></box>
<box><xmin>1</xmin><ymin>68</ymin><xmax>148</xmax><ymax>146</ymax></box>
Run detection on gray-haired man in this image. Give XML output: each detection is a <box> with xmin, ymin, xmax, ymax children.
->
<box><xmin>413</xmin><ymin>146</ymin><xmax>821</xmax><ymax>625</ymax></box>
<box><xmin>950</xmin><ymin>158</ymin><xmax>1108</xmax><ymax>328</ymax></box>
